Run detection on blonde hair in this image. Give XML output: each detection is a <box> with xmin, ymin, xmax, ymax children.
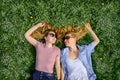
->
<box><xmin>31</xmin><ymin>24</ymin><xmax>88</xmax><ymax>42</ymax></box>
<box><xmin>30</xmin><ymin>24</ymin><xmax>55</xmax><ymax>39</ymax></box>
<box><xmin>64</xmin><ymin>25</ymin><xmax>87</xmax><ymax>41</ymax></box>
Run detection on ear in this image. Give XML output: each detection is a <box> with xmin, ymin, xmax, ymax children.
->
<box><xmin>44</xmin><ymin>36</ymin><xmax>47</xmax><ymax>41</ymax></box>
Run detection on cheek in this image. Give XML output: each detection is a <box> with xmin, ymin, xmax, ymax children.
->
<box><xmin>69</xmin><ymin>39</ymin><xmax>76</xmax><ymax>44</ymax></box>
<box><xmin>65</xmin><ymin>40</ymin><xmax>71</xmax><ymax>44</ymax></box>
<box><xmin>69</xmin><ymin>41</ymin><xmax>73</xmax><ymax>44</ymax></box>
<box><xmin>54</xmin><ymin>38</ymin><xmax>56</xmax><ymax>41</ymax></box>
<box><xmin>52</xmin><ymin>37</ymin><xmax>56</xmax><ymax>41</ymax></box>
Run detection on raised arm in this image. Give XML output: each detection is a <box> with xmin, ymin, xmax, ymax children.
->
<box><xmin>24</xmin><ymin>21</ymin><xmax>45</xmax><ymax>46</ymax></box>
<box><xmin>85</xmin><ymin>22</ymin><xmax>100</xmax><ymax>47</ymax></box>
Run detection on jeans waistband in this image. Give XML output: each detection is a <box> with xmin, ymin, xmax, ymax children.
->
<box><xmin>35</xmin><ymin>70</ymin><xmax>53</xmax><ymax>75</ymax></box>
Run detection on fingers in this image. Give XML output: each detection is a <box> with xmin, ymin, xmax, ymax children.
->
<box><xmin>41</xmin><ymin>21</ymin><xmax>46</xmax><ymax>25</ymax></box>
<box><xmin>85</xmin><ymin>22</ymin><xmax>90</xmax><ymax>27</ymax></box>
<box><xmin>85</xmin><ymin>22</ymin><xmax>91</xmax><ymax>28</ymax></box>
<box><xmin>38</xmin><ymin>21</ymin><xmax>46</xmax><ymax>27</ymax></box>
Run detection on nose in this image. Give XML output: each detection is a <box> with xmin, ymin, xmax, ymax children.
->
<box><xmin>64</xmin><ymin>39</ymin><xmax>68</xmax><ymax>43</ymax></box>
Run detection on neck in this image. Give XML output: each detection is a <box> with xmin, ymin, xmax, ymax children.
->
<box><xmin>68</xmin><ymin>45</ymin><xmax>78</xmax><ymax>52</ymax></box>
<box><xmin>45</xmin><ymin>42</ymin><xmax>53</xmax><ymax>48</ymax></box>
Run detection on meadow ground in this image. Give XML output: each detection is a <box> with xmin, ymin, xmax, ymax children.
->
<box><xmin>1</xmin><ymin>0</ymin><xmax>120</xmax><ymax>80</ymax></box>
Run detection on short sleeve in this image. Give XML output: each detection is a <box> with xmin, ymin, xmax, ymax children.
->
<box><xmin>35</xmin><ymin>41</ymin><xmax>43</xmax><ymax>48</ymax></box>
<box><xmin>86</xmin><ymin>42</ymin><xmax>95</xmax><ymax>54</ymax></box>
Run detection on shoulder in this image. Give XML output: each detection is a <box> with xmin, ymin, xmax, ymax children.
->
<box><xmin>77</xmin><ymin>42</ymin><xmax>94</xmax><ymax>49</ymax></box>
<box><xmin>54</xmin><ymin>46</ymin><xmax>60</xmax><ymax>51</ymax></box>
<box><xmin>54</xmin><ymin>46</ymin><xmax>61</xmax><ymax>55</ymax></box>
<box><xmin>85</xmin><ymin>42</ymin><xmax>95</xmax><ymax>50</ymax></box>
<box><xmin>77</xmin><ymin>42</ymin><xmax>95</xmax><ymax>54</ymax></box>
<box><xmin>35</xmin><ymin>41</ymin><xmax>43</xmax><ymax>47</ymax></box>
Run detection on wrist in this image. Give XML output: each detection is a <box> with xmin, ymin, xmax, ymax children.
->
<box><xmin>87</xmin><ymin>28</ymin><xmax>93</xmax><ymax>32</ymax></box>
<box><xmin>36</xmin><ymin>23</ymin><xmax>43</xmax><ymax>28</ymax></box>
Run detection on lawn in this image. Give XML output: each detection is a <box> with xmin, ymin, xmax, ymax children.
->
<box><xmin>1</xmin><ymin>0</ymin><xmax>120</xmax><ymax>80</ymax></box>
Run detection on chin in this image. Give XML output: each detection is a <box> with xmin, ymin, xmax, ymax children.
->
<box><xmin>65</xmin><ymin>44</ymin><xmax>70</xmax><ymax>47</ymax></box>
<box><xmin>52</xmin><ymin>42</ymin><xmax>55</xmax><ymax>44</ymax></box>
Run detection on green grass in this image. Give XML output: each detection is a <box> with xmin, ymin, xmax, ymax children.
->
<box><xmin>1</xmin><ymin>0</ymin><xmax>120</xmax><ymax>80</ymax></box>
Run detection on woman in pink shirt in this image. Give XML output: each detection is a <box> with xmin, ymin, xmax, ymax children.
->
<box><xmin>24</xmin><ymin>21</ymin><xmax>61</xmax><ymax>80</ymax></box>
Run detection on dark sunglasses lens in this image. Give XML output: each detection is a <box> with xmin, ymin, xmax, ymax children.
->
<box><xmin>63</xmin><ymin>36</ymin><xmax>70</xmax><ymax>40</ymax></box>
<box><xmin>49</xmin><ymin>33</ymin><xmax>56</xmax><ymax>38</ymax></box>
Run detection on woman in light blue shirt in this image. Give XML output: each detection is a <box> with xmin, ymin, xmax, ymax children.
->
<box><xmin>60</xmin><ymin>22</ymin><xmax>100</xmax><ymax>80</ymax></box>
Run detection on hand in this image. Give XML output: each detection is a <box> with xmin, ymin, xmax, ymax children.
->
<box><xmin>38</xmin><ymin>21</ymin><xmax>46</xmax><ymax>27</ymax></box>
<box><xmin>85</xmin><ymin>22</ymin><xmax>92</xmax><ymax>30</ymax></box>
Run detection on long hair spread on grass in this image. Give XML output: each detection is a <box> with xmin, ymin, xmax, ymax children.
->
<box><xmin>30</xmin><ymin>24</ymin><xmax>54</xmax><ymax>39</ymax></box>
<box><xmin>31</xmin><ymin>23</ymin><xmax>88</xmax><ymax>43</ymax></box>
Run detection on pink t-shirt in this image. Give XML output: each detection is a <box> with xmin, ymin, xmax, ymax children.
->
<box><xmin>35</xmin><ymin>42</ymin><xmax>60</xmax><ymax>73</ymax></box>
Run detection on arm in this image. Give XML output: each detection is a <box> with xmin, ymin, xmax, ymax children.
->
<box><xmin>55</xmin><ymin>55</ymin><xmax>61</xmax><ymax>80</ymax></box>
<box><xmin>61</xmin><ymin>64</ymin><xmax>64</xmax><ymax>80</ymax></box>
<box><xmin>85</xmin><ymin>22</ymin><xmax>100</xmax><ymax>47</ymax></box>
<box><xmin>24</xmin><ymin>21</ymin><xmax>45</xmax><ymax>46</ymax></box>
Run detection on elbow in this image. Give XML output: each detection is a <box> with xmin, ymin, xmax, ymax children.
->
<box><xmin>94</xmin><ymin>39</ymin><xmax>100</xmax><ymax>47</ymax></box>
<box><xmin>24</xmin><ymin>32</ymin><xmax>30</xmax><ymax>39</ymax></box>
<box><xmin>24</xmin><ymin>33</ymin><xmax>27</xmax><ymax>39</ymax></box>
<box><xmin>95</xmin><ymin>39</ymin><xmax>100</xmax><ymax>45</ymax></box>
<box><xmin>97</xmin><ymin>39</ymin><xmax>100</xmax><ymax>44</ymax></box>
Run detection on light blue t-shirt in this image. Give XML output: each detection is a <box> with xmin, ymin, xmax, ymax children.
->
<box><xmin>61</xmin><ymin>42</ymin><xmax>96</xmax><ymax>80</ymax></box>
<box><xmin>66</xmin><ymin>57</ymin><xmax>89</xmax><ymax>80</ymax></box>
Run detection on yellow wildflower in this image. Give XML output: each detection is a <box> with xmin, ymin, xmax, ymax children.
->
<box><xmin>30</xmin><ymin>16</ymin><xmax>33</xmax><ymax>19</ymax></box>
<box><xmin>101</xmin><ymin>3</ymin><xmax>104</xmax><ymax>6</ymax></box>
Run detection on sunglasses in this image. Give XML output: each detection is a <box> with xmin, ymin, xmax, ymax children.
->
<box><xmin>48</xmin><ymin>33</ymin><xmax>57</xmax><ymax>38</ymax></box>
<box><xmin>63</xmin><ymin>36</ymin><xmax>74</xmax><ymax>40</ymax></box>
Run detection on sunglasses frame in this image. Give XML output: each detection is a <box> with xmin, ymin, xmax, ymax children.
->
<box><xmin>63</xmin><ymin>36</ymin><xmax>74</xmax><ymax>40</ymax></box>
<box><xmin>47</xmin><ymin>33</ymin><xmax>57</xmax><ymax>38</ymax></box>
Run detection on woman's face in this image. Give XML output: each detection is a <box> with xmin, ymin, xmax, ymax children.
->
<box><xmin>45</xmin><ymin>31</ymin><xmax>57</xmax><ymax>44</ymax></box>
<box><xmin>64</xmin><ymin>33</ymin><xmax>76</xmax><ymax>47</ymax></box>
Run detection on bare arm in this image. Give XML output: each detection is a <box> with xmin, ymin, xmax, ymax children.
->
<box><xmin>61</xmin><ymin>64</ymin><xmax>64</xmax><ymax>80</ymax></box>
<box><xmin>55</xmin><ymin>55</ymin><xmax>61</xmax><ymax>80</ymax></box>
<box><xmin>85</xmin><ymin>22</ymin><xmax>100</xmax><ymax>47</ymax></box>
<box><xmin>24</xmin><ymin>22</ymin><xmax>45</xmax><ymax>46</ymax></box>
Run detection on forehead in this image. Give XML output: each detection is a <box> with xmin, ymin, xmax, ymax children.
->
<box><xmin>49</xmin><ymin>31</ymin><xmax>55</xmax><ymax>34</ymax></box>
<box><xmin>65</xmin><ymin>33</ymin><xmax>72</xmax><ymax>36</ymax></box>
